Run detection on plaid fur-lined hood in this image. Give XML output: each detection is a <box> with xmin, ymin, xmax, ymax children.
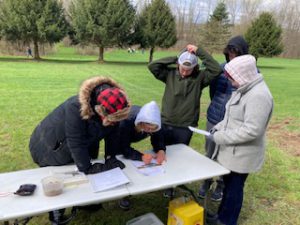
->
<box><xmin>78</xmin><ymin>76</ymin><xmax>125</xmax><ymax>120</ymax></box>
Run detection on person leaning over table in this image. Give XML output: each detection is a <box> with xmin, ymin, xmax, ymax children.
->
<box><xmin>29</xmin><ymin>76</ymin><xmax>131</xmax><ymax>223</ymax></box>
<box><xmin>29</xmin><ymin>76</ymin><xmax>131</xmax><ymax>174</ymax></box>
<box><xmin>205</xmin><ymin>55</ymin><xmax>273</xmax><ymax>225</ymax></box>
<box><xmin>148</xmin><ymin>44</ymin><xmax>222</xmax><ymax>197</ymax></box>
<box><xmin>117</xmin><ymin>100</ymin><xmax>166</xmax><ymax>210</ymax></box>
<box><xmin>118</xmin><ymin>101</ymin><xmax>166</xmax><ymax>164</ymax></box>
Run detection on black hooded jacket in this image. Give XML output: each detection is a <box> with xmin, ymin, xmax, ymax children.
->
<box><xmin>118</xmin><ymin>106</ymin><xmax>166</xmax><ymax>161</ymax></box>
<box><xmin>29</xmin><ymin>77</ymin><xmax>123</xmax><ymax>173</ymax></box>
<box><xmin>207</xmin><ymin>36</ymin><xmax>249</xmax><ymax>124</ymax></box>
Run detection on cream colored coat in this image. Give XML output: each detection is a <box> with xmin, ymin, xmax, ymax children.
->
<box><xmin>213</xmin><ymin>75</ymin><xmax>273</xmax><ymax>174</ymax></box>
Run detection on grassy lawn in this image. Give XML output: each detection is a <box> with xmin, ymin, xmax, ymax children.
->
<box><xmin>0</xmin><ymin>45</ymin><xmax>299</xmax><ymax>225</ymax></box>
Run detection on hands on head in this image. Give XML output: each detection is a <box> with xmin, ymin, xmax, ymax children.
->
<box><xmin>186</xmin><ymin>44</ymin><xmax>198</xmax><ymax>54</ymax></box>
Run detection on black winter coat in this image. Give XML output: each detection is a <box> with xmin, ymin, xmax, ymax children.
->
<box><xmin>118</xmin><ymin>106</ymin><xmax>166</xmax><ymax>161</ymax></box>
<box><xmin>29</xmin><ymin>77</ymin><xmax>122</xmax><ymax>173</ymax></box>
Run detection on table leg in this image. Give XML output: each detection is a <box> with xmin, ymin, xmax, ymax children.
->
<box><xmin>203</xmin><ymin>179</ymin><xmax>213</xmax><ymax>225</ymax></box>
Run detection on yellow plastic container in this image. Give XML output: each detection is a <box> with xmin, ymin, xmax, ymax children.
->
<box><xmin>167</xmin><ymin>197</ymin><xmax>204</xmax><ymax>225</ymax></box>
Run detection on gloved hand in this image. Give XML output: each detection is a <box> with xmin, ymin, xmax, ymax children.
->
<box><xmin>86</xmin><ymin>163</ymin><xmax>106</xmax><ymax>174</ymax></box>
<box><xmin>86</xmin><ymin>158</ymin><xmax>126</xmax><ymax>174</ymax></box>
<box><xmin>105</xmin><ymin>157</ymin><xmax>126</xmax><ymax>170</ymax></box>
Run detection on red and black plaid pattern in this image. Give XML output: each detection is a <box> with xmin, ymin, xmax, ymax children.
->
<box><xmin>96</xmin><ymin>88</ymin><xmax>128</xmax><ymax>115</ymax></box>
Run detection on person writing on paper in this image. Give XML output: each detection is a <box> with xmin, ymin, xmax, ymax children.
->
<box><xmin>118</xmin><ymin>101</ymin><xmax>166</xmax><ymax>164</ymax></box>
<box><xmin>205</xmin><ymin>55</ymin><xmax>273</xmax><ymax>225</ymax></box>
<box><xmin>117</xmin><ymin>101</ymin><xmax>165</xmax><ymax>210</ymax></box>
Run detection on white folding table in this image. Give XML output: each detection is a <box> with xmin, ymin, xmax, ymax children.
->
<box><xmin>0</xmin><ymin>144</ymin><xmax>229</xmax><ymax>224</ymax></box>
<box><xmin>122</xmin><ymin>144</ymin><xmax>229</xmax><ymax>195</ymax></box>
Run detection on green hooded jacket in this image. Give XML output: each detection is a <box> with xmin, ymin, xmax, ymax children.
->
<box><xmin>148</xmin><ymin>47</ymin><xmax>221</xmax><ymax>127</ymax></box>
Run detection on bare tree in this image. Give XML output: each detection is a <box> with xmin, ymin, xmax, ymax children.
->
<box><xmin>240</xmin><ymin>0</ymin><xmax>262</xmax><ymax>24</ymax></box>
<box><xmin>169</xmin><ymin>0</ymin><xmax>218</xmax><ymax>47</ymax></box>
<box><xmin>134</xmin><ymin>0</ymin><xmax>151</xmax><ymax>13</ymax></box>
<box><xmin>225</xmin><ymin>0</ymin><xmax>241</xmax><ymax>25</ymax></box>
<box><xmin>229</xmin><ymin>0</ymin><xmax>262</xmax><ymax>35</ymax></box>
<box><xmin>275</xmin><ymin>0</ymin><xmax>300</xmax><ymax>58</ymax></box>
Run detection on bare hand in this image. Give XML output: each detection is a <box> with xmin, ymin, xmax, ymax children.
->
<box><xmin>186</xmin><ymin>44</ymin><xmax>198</xmax><ymax>54</ymax></box>
<box><xmin>155</xmin><ymin>150</ymin><xmax>166</xmax><ymax>164</ymax></box>
<box><xmin>142</xmin><ymin>153</ymin><xmax>153</xmax><ymax>164</ymax></box>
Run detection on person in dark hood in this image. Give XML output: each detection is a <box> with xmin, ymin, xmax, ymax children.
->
<box><xmin>198</xmin><ymin>36</ymin><xmax>250</xmax><ymax>202</ymax></box>
<box><xmin>29</xmin><ymin>76</ymin><xmax>131</xmax><ymax>174</ymax></box>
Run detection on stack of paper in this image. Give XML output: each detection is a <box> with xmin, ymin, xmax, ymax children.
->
<box><xmin>88</xmin><ymin>167</ymin><xmax>130</xmax><ymax>192</ymax></box>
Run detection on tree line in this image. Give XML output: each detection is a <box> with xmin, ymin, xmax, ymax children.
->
<box><xmin>0</xmin><ymin>0</ymin><xmax>176</xmax><ymax>62</ymax></box>
<box><xmin>0</xmin><ymin>0</ymin><xmax>288</xmax><ymax>62</ymax></box>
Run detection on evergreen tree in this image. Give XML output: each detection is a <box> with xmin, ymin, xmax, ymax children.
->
<box><xmin>127</xmin><ymin>12</ymin><xmax>147</xmax><ymax>48</ymax></box>
<box><xmin>0</xmin><ymin>0</ymin><xmax>68</xmax><ymax>59</ymax></box>
<box><xmin>245</xmin><ymin>12</ymin><xmax>283</xmax><ymax>59</ymax></box>
<box><xmin>70</xmin><ymin>0</ymin><xmax>135</xmax><ymax>62</ymax></box>
<box><xmin>139</xmin><ymin>0</ymin><xmax>177</xmax><ymax>62</ymax></box>
<box><xmin>199</xmin><ymin>1</ymin><xmax>231</xmax><ymax>54</ymax></box>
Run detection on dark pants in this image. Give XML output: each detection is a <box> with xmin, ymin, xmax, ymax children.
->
<box><xmin>205</xmin><ymin>120</ymin><xmax>216</xmax><ymax>158</ymax></box>
<box><xmin>205</xmin><ymin>120</ymin><xmax>223</xmax><ymax>186</ymax></box>
<box><xmin>162</xmin><ymin>124</ymin><xmax>193</xmax><ymax>146</ymax></box>
<box><xmin>218</xmin><ymin>171</ymin><xmax>248</xmax><ymax>225</ymax></box>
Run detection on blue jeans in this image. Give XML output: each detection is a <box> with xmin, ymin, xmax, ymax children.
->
<box><xmin>218</xmin><ymin>172</ymin><xmax>248</xmax><ymax>225</ymax></box>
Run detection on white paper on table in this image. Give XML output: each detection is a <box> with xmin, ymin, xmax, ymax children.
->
<box><xmin>188</xmin><ymin>126</ymin><xmax>211</xmax><ymax>136</ymax></box>
<box><xmin>88</xmin><ymin>167</ymin><xmax>130</xmax><ymax>192</ymax></box>
<box><xmin>132</xmin><ymin>159</ymin><xmax>165</xmax><ymax>176</ymax></box>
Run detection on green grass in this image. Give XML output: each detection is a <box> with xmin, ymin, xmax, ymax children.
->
<box><xmin>0</xmin><ymin>45</ymin><xmax>299</xmax><ymax>225</ymax></box>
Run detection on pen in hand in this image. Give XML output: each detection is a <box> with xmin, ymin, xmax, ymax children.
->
<box><xmin>137</xmin><ymin>163</ymin><xmax>161</xmax><ymax>169</ymax></box>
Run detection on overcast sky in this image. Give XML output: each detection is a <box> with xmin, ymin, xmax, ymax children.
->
<box><xmin>131</xmin><ymin>0</ymin><xmax>285</xmax><ymax>23</ymax></box>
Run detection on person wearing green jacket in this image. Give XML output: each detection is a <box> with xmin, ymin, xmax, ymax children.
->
<box><xmin>148</xmin><ymin>44</ymin><xmax>221</xmax><ymax>198</ymax></box>
<box><xmin>148</xmin><ymin>44</ymin><xmax>221</xmax><ymax>146</ymax></box>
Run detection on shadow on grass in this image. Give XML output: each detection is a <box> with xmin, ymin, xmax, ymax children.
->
<box><xmin>0</xmin><ymin>57</ymin><xmax>32</xmax><ymax>63</ymax></box>
<box><xmin>258</xmin><ymin>65</ymin><xmax>285</xmax><ymax>70</ymax></box>
<box><xmin>0</xmin><ymin>57</ymin><xmax>149</xmax><ymax>65</ymax></box>
<box><xmin>104</xmin><ymin>60</ymin><xmax>148</xmax><ymax>66</ymax></box>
